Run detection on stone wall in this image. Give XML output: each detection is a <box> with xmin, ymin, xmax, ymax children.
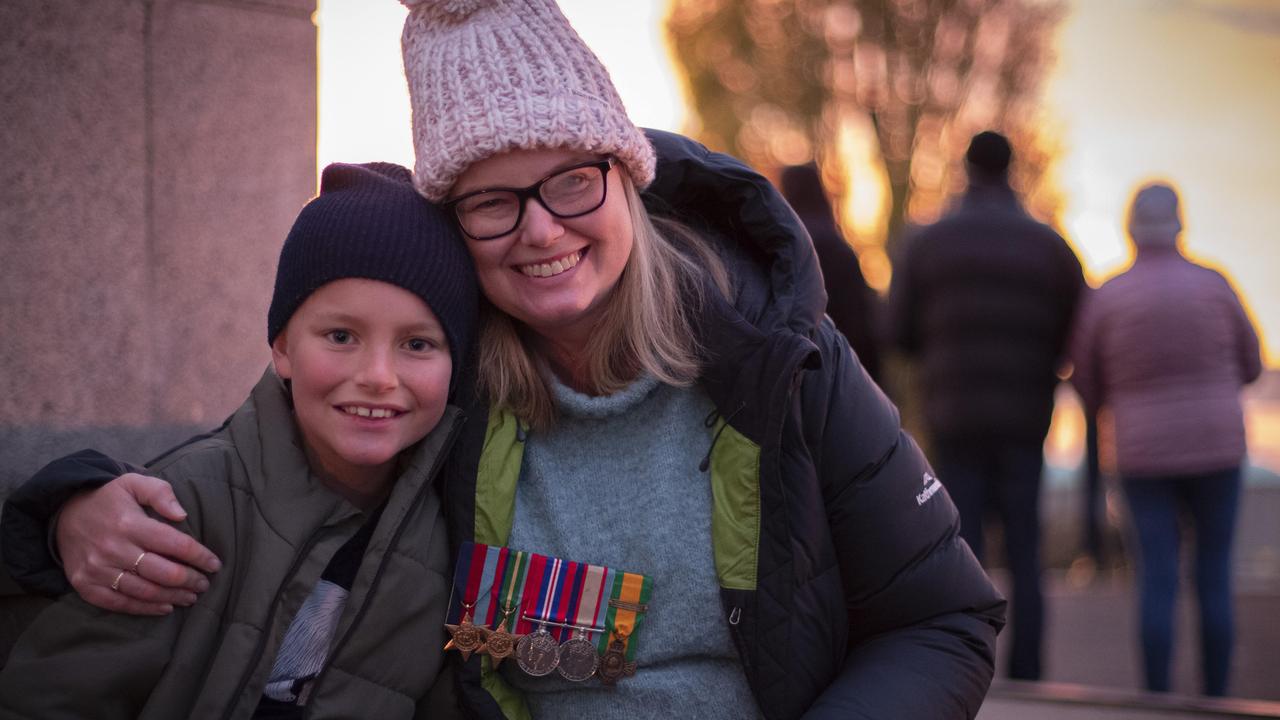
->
<box><xmin>0</xmin><ymin>0</ymin><xmax>317</xmax><ymax>494</ymax></box>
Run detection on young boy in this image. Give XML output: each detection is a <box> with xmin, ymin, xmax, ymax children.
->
<box><xmin>0</xmin><ymin>163</ymin><xmax>476</xmax><ymax>719</ymax></box>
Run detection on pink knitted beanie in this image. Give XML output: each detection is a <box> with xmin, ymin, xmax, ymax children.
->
<box><xmin>399</xmin><ymin>0</ymin><xmax>656</xmax><ymax>202</ymax></box>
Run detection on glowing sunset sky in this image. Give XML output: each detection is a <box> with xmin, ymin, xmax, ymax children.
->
<box><xmin>316</xmin><ymin>0</ymin><xmax>1279</xmax><ymax>364</ymax></box>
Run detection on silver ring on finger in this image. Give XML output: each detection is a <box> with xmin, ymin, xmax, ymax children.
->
<box><xmin>111</xmin><ymin>570</ymin><xmax>127</xmax><ymax>592</ymax></box>
<box><xmin>131</xmin><ymin>551</ymin><xmax>148</xmax><ymax>574</ymax></box>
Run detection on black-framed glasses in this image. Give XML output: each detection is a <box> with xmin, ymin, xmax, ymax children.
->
<box><xmin>446</xmin><ymin>159</ymin><xmax>614</xmax><ymax>240</ymax></box>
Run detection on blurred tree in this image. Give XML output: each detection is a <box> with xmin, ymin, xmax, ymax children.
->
<box><xmin>667</xmin><ymin>0</ymin><xmax>1066</xmax><ymax>257</ymax></box>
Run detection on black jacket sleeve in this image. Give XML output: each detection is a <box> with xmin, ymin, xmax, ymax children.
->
<box><xmin>1</xmin><ymin>450</ymin><xmax>142</xmax><ymax>596</ymax></box>
<box><xmin>802</xmin><ymin>318</ymin><xmax>1006</xmax><ymax>719</ymax></box>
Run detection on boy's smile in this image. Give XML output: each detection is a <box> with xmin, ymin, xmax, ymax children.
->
<box><xmin>270</xmin><ymin>278</ymin><xmax>452</xmax><ymax>508</ymax></box>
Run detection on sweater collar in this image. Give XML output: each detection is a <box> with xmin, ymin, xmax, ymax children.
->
<box><xmin>548</xmin><ymin>370</ymin><xmax>660</xmax><ymax>420</ymax></box>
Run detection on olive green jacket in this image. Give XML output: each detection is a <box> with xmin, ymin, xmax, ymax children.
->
<box><xmin>0</xmin><ymin>369</ymin><xmax>459</xmax><ymax>720</ymax></box>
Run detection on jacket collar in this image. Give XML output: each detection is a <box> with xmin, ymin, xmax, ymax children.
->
<box><xmin>958</xmin><ymin>179</ymin><xmax>1022</xmax><ymax>213</ymax></box>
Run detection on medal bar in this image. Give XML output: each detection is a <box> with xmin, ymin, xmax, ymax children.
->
<box><xmin>443</xmin><ymin>542</ymin><xmax>653</xmax><ymax>685</ymax></box>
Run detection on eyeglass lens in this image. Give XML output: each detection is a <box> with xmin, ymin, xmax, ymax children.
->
<box><xmin>454</xmin><ymin>163</ymin><xmax>608</xmax><ymax>240</ymax></box>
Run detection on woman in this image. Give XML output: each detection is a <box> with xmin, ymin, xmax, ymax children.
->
<box><xmin>2</xmin><ymin>1</ymin><xmax>1005</xmax><ymax>717</ymax></box>
<box><xmin>1070</xmin><ymin>182</ymin><xmax>1262</xmax><ymax>696</ymax></box>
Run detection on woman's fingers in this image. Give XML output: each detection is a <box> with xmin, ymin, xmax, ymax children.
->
<box><xmin>77</xmin><ymin>581</ymin><xmax>175</xmax><ymax>617</ymax></box>
<box><xmin>131</xmin><ymin>546</ymin><xmax>209</xmax><ymax>596</ymax></box>
<box><xmin>56</xmin><ymin>474</ymin><xmax>221</xmax><ymax>613</ymax></box>
<box><xmin>117</xmin><ymin>473</ymin><xmax>222</xmax><ymax>574</ymax></box>
<box><xmin>118</xmin><ymin>472</ymin><xmax>188</xmax><ymax>522</ymax></box>
<box><xmin>69</xmin><ymin>545</ymin><xmax>200</xmax><ymax>608</ymax></box>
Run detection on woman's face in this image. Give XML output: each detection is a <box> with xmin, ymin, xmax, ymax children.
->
<box><xmin>451</xmin><ymin>147</ymin><xmax>634</xmax><ymax>345</ymax></box>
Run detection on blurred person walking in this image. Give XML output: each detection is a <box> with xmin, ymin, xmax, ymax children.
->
<box><xmin>780</xmin><ymin>163</ymin><xmax>883</xmax><ymax>383</ymax></box>
<box><xmin>888</xmin><ymin>131</ymin><xmax>1085</xmax><ymax>680</ymax></box>
<box><xmin>1070</xmin><ymin>182</ymin><xmax>1262</xmax><ymax>696</ymax></box>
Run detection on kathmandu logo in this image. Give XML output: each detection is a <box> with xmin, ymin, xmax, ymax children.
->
<box><xmin>916</xmin><ymin>472</ymin><xmax>942</xmax><ymax>506</ymax></box>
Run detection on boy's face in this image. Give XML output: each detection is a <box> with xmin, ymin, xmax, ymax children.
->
<box><xmin>271</xmin><ymin>278</ymin><xmax>452</xmax><ymax>488</ymax></box>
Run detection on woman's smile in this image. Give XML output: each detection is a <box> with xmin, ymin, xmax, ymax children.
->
<box><xmin>515</xmin><ymin>248</ymin><xmax>585</xmax><ymax>279</ymax></box>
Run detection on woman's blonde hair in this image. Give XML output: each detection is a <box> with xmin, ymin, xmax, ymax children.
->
<box><xmin>475</xmin><ymin>173</ymin><xmax>731</xmax><ymax>430</ymax></box>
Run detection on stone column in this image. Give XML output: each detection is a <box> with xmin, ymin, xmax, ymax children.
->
<box><xmin>0</xmin><ymin>0</ymin><xmax>317</xmax><ymax>493</ymax></box>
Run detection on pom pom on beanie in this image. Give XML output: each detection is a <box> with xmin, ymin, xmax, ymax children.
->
<box><xmin>399</xmin><ymin>0</ymin><xmax>493</xmax><ymax>23</ymax></box>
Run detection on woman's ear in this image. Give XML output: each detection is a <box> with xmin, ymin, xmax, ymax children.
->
<box><xmin>271</xmin><ymin>331</ymin><xmax>293</xmax><ymax>380</ymax></box>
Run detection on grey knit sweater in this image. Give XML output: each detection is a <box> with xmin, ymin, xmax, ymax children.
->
<box><xmin>504</xmin><ymin>373</ymin><xmax>760</xmax><ymax>719</ymax></box>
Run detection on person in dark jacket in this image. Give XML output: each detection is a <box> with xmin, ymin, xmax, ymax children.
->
<box><xmin>888</xmin><ymin>131</ymin><xmax>1084</xmax><ymax>681</ymax></box>
<box><xmin>2</xmin><ymin>2</ymin><xmax>1005</xmax><ymax>717</ymax></box>
<box><xmin>780</xmin><ymin>163</ymin><xmax>883</xmax><ymax>383</ymax></box>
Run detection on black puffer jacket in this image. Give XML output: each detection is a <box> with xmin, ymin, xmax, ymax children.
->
<box><xmin>441</xmin><ymin>130</ymin><xmax>1006</xmax><ymax>719</ymax></box>
<box><xmin>888</xmin><ymin>182</ymin><xmax>1084</xmax><ymax>443</ymax></box>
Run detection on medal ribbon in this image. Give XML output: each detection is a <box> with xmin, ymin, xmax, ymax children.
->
<box><xmin>515</xmin><ymin>550</ymin><xmax>548</xmax><ymax>634</ymax></box>
<box><xmin>541</xmin><ymin>557</ymin><xmax>564</xmax><ymax>626</ymax></box>
<box><xmin>495</xmin><ymin>547</ymin><xmax>529</xmax><ymax>629</ymax></box>
<box><xmin>473</xmin><ymin>544</ymin><xmax>507</xmax><ymax>628</ymax></box>
<box><xmin>449</xmin><ymin>542</ymin><xmax>652</xmax><ymax>658</ymax></box>
<box><xmin>572</xmin><ymin>562</ymin><xmax>609</xmax><ymax>639</ymax></box>
<box><xmin>447</xmin><ymin>542</ymin><xmax>503</xmax><ymax>626</ymax></box>
<box><xmin>444</xmin><ymin>541</ymin><xmax>478</xmax><ymax>624</ymax></box>
<box><xmin>598</xmin><ymin>571</ymin><xmax>653</xmax><ymax>660</ymax></box>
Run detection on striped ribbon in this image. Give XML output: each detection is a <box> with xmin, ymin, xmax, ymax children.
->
<box><xmin>598</xmin><ymin>569</ymin><xmax>652</xmax><ymax>660</ymax></box>
<box><xmin>448</xmin><ymin>542</ymin><xmax>653</xmax><ymax>658</ymax></box>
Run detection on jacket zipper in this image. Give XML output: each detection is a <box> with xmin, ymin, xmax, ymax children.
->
<box><xmin>698</xmin><ymin>401</ymin><xmax>747</xmax><ymax>473</ymax></box>
<box><xmin>731</xmin><ymin>354</ymin><xmax>806</xmax><ymax>701</ymax></box>
<box><xmin>301</xmin><ymin>419</ymin><xmax>463</xmax><ymax>718</ymax></box>
<box><xmin>726</xmin><ymin>605</ymin><xmax>753</xmax><ymax>673</ymax></box>
<box><xmin>222</xmin><ymin>530</ymin><xmax>327</xmax><ymax>720</ymax></box>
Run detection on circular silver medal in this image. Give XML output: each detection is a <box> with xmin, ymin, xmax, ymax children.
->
<box><xmin>515</xmin><ymin>625</ymin><xmax>560</xmax><ymax>676</ymax></box>
<box><xmin>556</xmin><ymin>632</ymin><xmax>600</xmax><ymax>682</ymax></box>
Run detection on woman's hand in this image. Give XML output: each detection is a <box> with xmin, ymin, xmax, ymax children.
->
<box><xmin>57</xmin><ymin>473</ymin><xmax>222</xmax><ymax>615</ymax></box>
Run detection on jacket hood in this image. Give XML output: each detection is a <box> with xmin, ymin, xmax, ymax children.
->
<box><xmin>640</xmin><ymin>129</ymin><xmax>826</xmax><ymax>442</ymax></box>
<box><xmin>641</xmin><ymin>128</ymin><xmax>827</xmax><ymax>340</ymax></box>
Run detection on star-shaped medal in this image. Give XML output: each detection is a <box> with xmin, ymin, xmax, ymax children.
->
<box><xmin>443</xmin><ymin>610</ymin><xmax>489</xmax><ymax>661</ymax></box>
<box><xmin>597</xmin><ymin>635</ymin><xmax>637</xmax><ymax>686</ymax></box>
<box><xmin>481</xmin><ymin>624</ymin><xmax>522</xmax><ymax>667</ymax></box>
<box><xmin>481</xmin><ymin>604</ymin><xmax>522</xmax><ymax>668</ymax></box>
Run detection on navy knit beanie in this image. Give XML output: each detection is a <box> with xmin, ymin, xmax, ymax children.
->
<box><xmin>267</xmin><ymin>162</ymin><xmax>477</xmax><ymax>387</ymax></box>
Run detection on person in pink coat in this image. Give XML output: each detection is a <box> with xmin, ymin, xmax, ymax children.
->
<box><xmin>1070</xmin><ymin>182</ymin><xmax>1263</xmax><ymax>696</ymax></box>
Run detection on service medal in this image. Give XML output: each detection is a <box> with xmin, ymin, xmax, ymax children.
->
<box><xmin>598</xmin><ymin>634</ymin><xmax>637</xmax><ymax>686</ymax></box>
<box><xmin>515</xmin><ymin>623</ymin><xmax>561</xmax><ymax>676</ymax></box>
<box><xmin>443</xmin><ymin>609</ymin><xmax>488</xmax><ymax>662</ymax></box>
<box><xmin>484</xmin><ymin>606</ymin><xmax>521</xmax><ymax>668</ymax></box>
<box><xmin>556</xmin><ymin>628</ymin><xmax>600</xmax><ymax>682</ymax></box>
